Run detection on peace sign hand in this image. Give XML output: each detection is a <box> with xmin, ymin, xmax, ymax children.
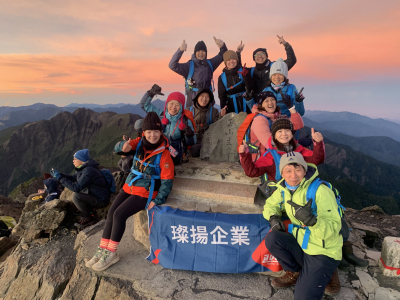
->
<box><xmin>311</xmin><ymin>128</ymin><xmax>323</xmax><ymax>143</ymax></box>
<box><xmin>237</xmin><ymin>40</ymin><xmax>245</xmax><ymax>53</ymax></box>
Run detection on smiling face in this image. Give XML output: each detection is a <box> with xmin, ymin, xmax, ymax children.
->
<box><xmin>144</xmin><ymin>130</ymin><xmax>162</xmax><ymax>144</ymax></box>
<box><xmin>198</xmin><ymin>92</ymin><xmax>210</xmax><ymax>107</ymax></box>
<box><xmin>262</xmin><ymin>97</ymin><xmax>277</xmax><ymax>113</ymax></box>
<box><xmin>254</xmin><ymin>51</ymin><xmax>267</xmax><ymax>64</ymax></box>
<box><xmin>271</xmin><ymin>73</ymin><xmax>285</xmax><ymax>85</ymax></box>
<box><xmin>226</xmin><ymin>58</ymin><xmax>238</xmax><ymax>70</ymax></box>
<box><xmin>167</xmin><ymin>100</ymin><xmax>181</xmax><ymax>116</ymax></box>
<box><xmin>275</xmin><ymin>129</ymin><xmax>293</xmax><ymax>146</ymax></box>
<box><xmin>282</xmin><ymin>164</ymin><xmax>306</xmax><ymax>186</ymax></box>
<box><xmin>196</xmin><ymin>50</ymin><xmax>206</xmax><ymax>60</ymax></box>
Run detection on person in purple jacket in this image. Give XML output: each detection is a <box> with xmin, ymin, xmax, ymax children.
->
<box><xmin>169</xmin><ymin>37</ymin><xmax>228</xmax><ymax>108</ymax></box>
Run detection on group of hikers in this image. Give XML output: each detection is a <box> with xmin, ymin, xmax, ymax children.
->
<box><xmin>40</xmin><ymin>36</ymin><xmax>368</xmax><ymax>300</ymax></box>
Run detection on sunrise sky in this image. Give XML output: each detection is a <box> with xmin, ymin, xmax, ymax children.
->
<box><xmin>1</xmin><ymin>0</ymin><xmax>399</xmax><ymax>118</ymax></box>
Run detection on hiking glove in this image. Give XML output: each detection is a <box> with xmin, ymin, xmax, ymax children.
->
<box><xmin>50</xmin><ymin>169</ymin><xmax>61</xmax><ymax>180</ymax></box>
<box><xmin>295</xmin><ymin>88</ymin><xmax>305</xmax><ymax>102</ymax></box>
<box><xmin>269</xmin><ymin>215</ymin><xmax>286</xmax><ymax>232</ymax></box>
<box><xmin>287</xmin><ymin>201</ymin><xmax>317</xmax><ymax>226</ymax></box>
<box><xmin>237</xmin><ymin>64</ymin><xmax>249</xmax><ymax>77</ymax></box>
<box><xmin>279</xmin><ymin>90</ymin><xmax>293</xmax><ymax>109</ymax></box>
<box><xmin>147</xmin><ymin>84</ymin><xmax>164</xmax><ymax>98</ymax></box>
<box><xmin>244</xmin><ymin>90</ymin><xmax>254</xmax><ymax>101</ymax></box>
<box><xmin>185</xmin><ymin>126</ymin><xmax>195</xmax><ymax>137</ymax></box>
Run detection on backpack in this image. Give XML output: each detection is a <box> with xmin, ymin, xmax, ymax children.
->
<box><xmin>185</xmin><ymin>60</ymin><xmax>215</xmax><ymax>93</ymax></box>
<box><xmin>221</xmin><ymin>68</ymin><xmax>247</xmax><ymax>113</ymax></box>
<box><xmin>285</xmin><ymin>178</ymin><xmax>349</xmax><ymax>250</ymax></box>
<box><xmin>236</xmin><ymin>113</ymin><xmax>272</xmax><ymax>156</ymax></box>
<box><xmin>100</xmin><ymin>169</ymin><xmax>116</xmax><ymax>193</ymax></box>
<box><xmin>189</xmin><ymin>105</ymin><xmax>213</xmax><ymax>126</ymax></box>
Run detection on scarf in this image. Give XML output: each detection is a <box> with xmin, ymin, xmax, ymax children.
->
<box><xmin>285</xmin><ymin>181</ymin><xmax>299</xmax><ymax>191</ymax></box>
<box><xmin>142</xmin><ymin>136</ymin><xmax>163</xmax><ymax>151</ymax></box>
<box><xmin>271</xmin><ymin>82</ymin><xmax>286</xmax><ymax>91</ymax></box>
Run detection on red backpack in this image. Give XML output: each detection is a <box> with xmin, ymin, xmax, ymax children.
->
<box><xmin>236</xmin><ymin>113</ymin><xmax>272</xmax><ymax>152</ymax></box>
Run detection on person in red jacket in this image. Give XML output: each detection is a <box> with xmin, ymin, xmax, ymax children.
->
<box><xmin>239</xmin><ymin>116</ymin><xmax>325</xmax><ymax>182</ymax></box>
<box><xmin>85</xmin><ymin>112</ymin><xmax>174</xmax><ymax>272</ymax></box>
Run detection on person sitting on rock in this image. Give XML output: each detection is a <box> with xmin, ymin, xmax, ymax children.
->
<box><xmin>41</xmin><ymin>178</ymin><xmax>60</xmax><ymax>205</ymax></box>
<box><xmin>264</xmin><ymin>152</ymin><xmax>341</xmax><ymax>299</ymax></box>
<box><xmin>239</xmin><ymin>117</ymin><xmax>324</xmax><ymax>183</ymax></box>
<box><xmin>85</xmin><ymin>112</ymin><xmax>174</xmax><ymax>272</ymax></box>
<box><xmin>188</xmin><ymin>88</ymin><xmax>223</xmax><ymax>157</ymax></box>
<box><xmin>169</xmin><ymin>37</ymin><xmax>228</xmax><ymax>108</ymax></box>
<box><xmin>238</xmin><ymin>35</ymin><xmax>297</xmax><ymax>98</ymax></box>
<box><xmin>246</xmin><ymin>91</ymin><xmax>304</xmax><ymax>161</ymax></box>
<box><xmin>50</xmin><ymin>149</ymin><xmax>111</xmax><ymax>227</ymax></box>
<box><xmin>114</xmin><ymin>139</ymin><xmax>134</xmax><ymax>174</ymax></box>
<box><xmin>218</xmin><ymin>50</ymin><xmax>255</xmax><ymax>114</ymax></box>
<box><xmin>262</xmin><ymin>58</ymin><xmax>305</xmax><ymax>117</ymax></box>
<box><xmin>140</xmin><ymin>85</ymin><xmax>196</xmax><ymax>165</ymax></box>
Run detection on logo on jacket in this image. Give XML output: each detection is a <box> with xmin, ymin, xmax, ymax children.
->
<box><xmin>262</xmin><ymin>254</ymin><xmax>280</xmax><ymax>265</ymax></box>
<box><xmin>164</xmin><ymin>163</ymin><xmax>170</xmax><ymax>169</ymax></box>
<box><xmin>288</xmin><ymin>158</ymin><xmax>294</xmax><ymax>161</ymax></box>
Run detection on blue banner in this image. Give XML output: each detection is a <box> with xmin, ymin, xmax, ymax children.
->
<box><xmin>146</xmin><ymin>206</ymin><xmax>283</xmax><ymax>273</ymax></box>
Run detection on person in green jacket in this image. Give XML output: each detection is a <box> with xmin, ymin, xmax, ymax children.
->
<box><xmin>264</xmin><ymin>152</ymin><xmax>342</xmax><ymax>300</ymax></box>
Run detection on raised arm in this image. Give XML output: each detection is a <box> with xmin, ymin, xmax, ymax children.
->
<box><xmin>169</xmin><ymin>40</ymin><xmax>190</xmax><ymax>77</ymax></box>
<box><xmin>277</xmin><ymin>35</ymin><xmax>297</xmax><ymax>71</ymax></box>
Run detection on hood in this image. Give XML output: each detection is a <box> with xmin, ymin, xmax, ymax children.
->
<box><xmin>191</xmin><ymin>53</ymin><xmax>208</xmax><ymax>65</ymax></box>
<box><xmin>78</xmin><ymin>158</ymin><xmax>99</xmax><ymax>170</ymax></box>
<box><xmin>44</xmin><ymin>178</ymin><xmax>58</xmax><ymax>193</ymax></box>
<box><xmin>193</xmin><ymin>88</ymin><xmax>215</xmax><ymax>108</ymax></box>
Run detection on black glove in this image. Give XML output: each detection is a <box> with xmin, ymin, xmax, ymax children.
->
<box><xmin>279</xmin><ymin>90</ymin><xmax>293</xmax><ymax>109</ymax></box>
<box><xmin>147</xmin><ymin>84</ymin><xmax>164</xmax><ymax>98</ymax></box>
<box><xmin>295</xmin><ymin>89</ymin><xmax>305</xmax><ymax>103</ymax></box>
<box><xmin>269</xmin><ymin>215</ymin><xmax>286</xmax><ymax>232</ymax></box>
<box><xmin>184</xmin><ymin>126</ymin><xmax>195</xmax><ymax>137</ymax></box>
<box><xmin>287</xmin><ymin>201</ymin><xmax>317</xmax><ymax>226</ymax></box>
<box><xmin>243</xmin><ymin>89</ymin><xmax>254</xmax><ymax>101</ymax></box>
<box><xmin>297</xmin><ymin>135</ymin><xmax>313</xmax><ymax>147</ymax></box>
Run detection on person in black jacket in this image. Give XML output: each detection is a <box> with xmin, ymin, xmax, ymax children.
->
<box><xmin>238</xmin><ymin>35</ymin><xmax>297</xmax><ymax>98</ymax></box>
<box><xmin>218</xmin><ymin>50</ymin><xmax>254</xmax><ymax>114</ymax></box>
<box><xmin>51</xmin><ymin>149</ymin><xmax>111</xmax><ymax>226</ymax></box>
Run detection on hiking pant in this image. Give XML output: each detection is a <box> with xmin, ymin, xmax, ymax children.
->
<box><xmin>265</xmin><ymin>231</ymin><xmax>340</xmax><ymax>300</ymax></box>
<box><xmin>190</xmin><ymin>142</ymin><xmax>202</xmax><ymax>158</ymax></box>
<box><xmin>72</xmin><ymin>193</ymin><xmax>109</xmax><ymax>217</ymax></box>
<box><xmin>102</xmin><ymin>190</ymin><xmax>147</xmax><ymax>243</ymax></box>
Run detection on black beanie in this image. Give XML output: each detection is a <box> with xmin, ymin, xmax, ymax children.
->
<box><xmin>271</xmin><ymin>116</ymin><xmax>294</xmax><ymax>137</ymax></box>
<box><xmin>252</xmin><ymin>48</ymin><xmax>268</xmax><ymax>61</ymax></box>
<box><xmin>142</xmin><ymin>112</ymin><xmax>163</xmax><ymax>131</ymax></box>
<box><xmin>194</xmin><ymin>41</ymin><xmax>207</xmax><ymax>55</ymax></box>
<box><xmin>256</xmin><ymin>91</ymin><xmax>277</xmax><ymax>105</ymax></box>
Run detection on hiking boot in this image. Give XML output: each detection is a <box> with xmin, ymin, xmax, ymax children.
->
<box><xmin>271</xmin><ymin>271</ymin><xmax>299</xmax><ymax>288</ymax></box>
<box><xmin>85</xmin><ymin>247</ymin><xmax>104</xmax><ymax>268</ymax></box>
<box><xmin>338</xmin><ymin>257</ymin><xmax>352</xmax><ymax>272</ymax></box>
<box><xmin>92</xmin><ymin>249</ymin><xmax>120</xmax><ymax>271</ymax></box>
<box><xmin>342</xmin><ymin>241</ymin><xmax>369</xmax><ymax>267</ymax></box>
<box><xmin>324</xmin><ymin>269</ymin><xmax>341</xmax><ymax>296</ymax></box>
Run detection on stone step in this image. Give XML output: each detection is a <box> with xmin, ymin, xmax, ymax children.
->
<box><xmin>174</xmin><ymin>157</ymin><xmax>260</xmax><ymax>185</ymax></box>
<box><xmin>169</xmin><ymin>177</ymin><xmax>256</xmax><ymax>204</ymax></box>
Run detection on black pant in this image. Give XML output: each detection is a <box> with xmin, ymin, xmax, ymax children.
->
<box><xmin>265</xmin><ymin>231</ymin><xmax>340</xmax><ymax>300</ymax></box>
<box><xmin>190</xmin><ymin>142</ymin><xmax>202</xmax><ymax>158</ymax></box>
<box><xmin>72</xmin><ymin>192</ymin><xmax>109</xmax><ymax>217</ymax></box>
<box><xmin>102</xmin><ymin>190</ymin><xmax>147</xmax><ymax>243</ymax></box>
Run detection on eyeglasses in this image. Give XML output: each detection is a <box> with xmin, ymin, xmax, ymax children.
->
<box><xmin>254</xmin><ymin>53</ymin><xmax>266</xmax><ymax>57</ymax></box>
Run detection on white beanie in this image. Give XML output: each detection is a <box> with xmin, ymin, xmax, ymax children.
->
<box><xmin>279</xmin><ymin>152</ymin><xmax>308</xmax><ymax>174</ymax></box>
<box><xmin>269</xmin><ymin>58</ymin><xmax>288</xmax><ymax>79</ymax></box>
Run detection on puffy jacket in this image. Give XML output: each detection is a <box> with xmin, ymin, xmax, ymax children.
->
<box><xmin>239</xmin><ymin>43</ymin><xmax>297</xmax><ymax>97</ymax></box>
<box><xmin>169</xmin><ymin>44</ymin><xmax>228</xmax><ymax>108</ymax></box>
<box><xmin>43</xmin><ymin>178</ymin><xmax>60</xmax><ymax>203</ymax></box>
<box><xmin>218</xmin><ymin>65</ymin><xmax>254</xmax><ymax>114</ymax></box>
<box><xmin>140</xmin><ymin>92</ymin><xmax>197</xmax><ymax>146</ymax></box>
<box><xmin>122</xmin><ymin>136</ymin><xmax>174</xmax><ymax>205</ymax></box>
<box><xmin>240</xmin><ymin>136</ymin><xmax>325</xmax><ymax>181</ymax></box>
<box><xmin>263</xmin><ymin>83</ymin><xmax>305</xmax><ymax>117</ymax></box>
<box><xmin>249</xmin><ymin>109</ymin><xmax>304</xmax><ymax>161</ymax></box>
<box><xmin>60</xmin><ymin>159</ymin><xmax>111</xmax><ymax>202</ymax></box>
<box><xmin>263</xmin><ymin>164</ymin><xmax>343</xmax><ymax>260</ymax></box>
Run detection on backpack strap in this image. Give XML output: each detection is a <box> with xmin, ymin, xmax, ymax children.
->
<box><xmin>305</xmin><ymin>178</ymin><xmax>324</xmax><ymax>216</ymax></box>
<box><xmin>207</xmin><ymin>60</ymin><xmax>214</xmax><ymax>73</ymax></box>
<box><xmin>263</xmin><ymin>148</ymin><xmax>282</xmax><ymax>181</ymax></box>
<box><xmin>251</xmin><ymin>67</ymin><xmax>255</xmax><ymax>78</ymax></box>
<box><xmin>189</xmin><ymin>106</ymin><xmax>194</xmax><ymax>115</ymax></box>
<box><xmin>207</xmin><ymin>106</ymin><xmax>213</xmax><ymax>125</ymax></box>
<box><xmin>221</xmin><ymin>69</ymin><xmax>246</xmax><ymax>113</ymax></box>
<box><xmin>207</xmin><ymin>60</ymin><xmax>215</xmax><ymax>92</ymax></box>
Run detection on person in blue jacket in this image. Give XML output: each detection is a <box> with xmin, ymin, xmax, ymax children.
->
<box><xmin>140</xmin><ymin>84</ymin><xmax>197</xmax><ymax>165</ymax></box>
<box><xmin>169</xmin><ymin>37</ymin><xmax>228</xmax><ymax>108</ymax></box>
<box><xmin>262</xmin><ymin>58</ymin><xmax>305</xmax><ymax>117</ymax></box>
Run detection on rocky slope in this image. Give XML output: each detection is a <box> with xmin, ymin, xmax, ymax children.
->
<box><xmin>0</xmin><ymin>108</ymin><xmax>142</xmax><ymax>196</ymax></box>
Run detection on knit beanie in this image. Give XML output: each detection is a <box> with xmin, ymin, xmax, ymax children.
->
<box><xmin>223</xmin><ymin>50</ymin><xmax>238</xmax><ymax>65</ymax></box>
<box><xmin>269</xmin><ymin>58</ymin><xmax>288</xmax><ymax>79</ymax></box>
<box><xmin>271</xmin><ymin>116</ymin><xmax>294</xmax><ymax>137</ymax></box>
<box><xmin>194</xmin><ymin>41</ymin><xmax>207</xmax><ymax>55</ymax></box>
<box><xmin>161</xmin><ymin>92</ymin><xmax>187</xmax><ymax>130</ymax></box>
<box><xmin>142</xmin><ymin>112</ymin><xmax>163</xmax><ymax>131</ymax></box>
<box><xmin>253</xmin><ymin>48</ymin><xmax>268</xmax><ymax>61</ymax></box>
<box><xmin>256</xmin><ymin>91</ymin><xmax>277</xmax><ymax>105</ymax></box>
<box><xmin>74</xmin><ymin>149</ymin><xmax>90</xmax><ymax>162</ymax></box>
<box><xmin>279</xmin><ymin>151</ymin><xmax>308</xmax><ymax>173</ymax></box>
<box><xmin>134</xmin><ymin>119</ymin><xmax>143</xmax><ymax>131</ymax></box>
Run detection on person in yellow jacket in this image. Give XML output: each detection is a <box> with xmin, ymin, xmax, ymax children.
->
<box><xmin>263</xmin><ymin>152</ymin><xmax>342</xmax><ymax>300</ymax></box>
